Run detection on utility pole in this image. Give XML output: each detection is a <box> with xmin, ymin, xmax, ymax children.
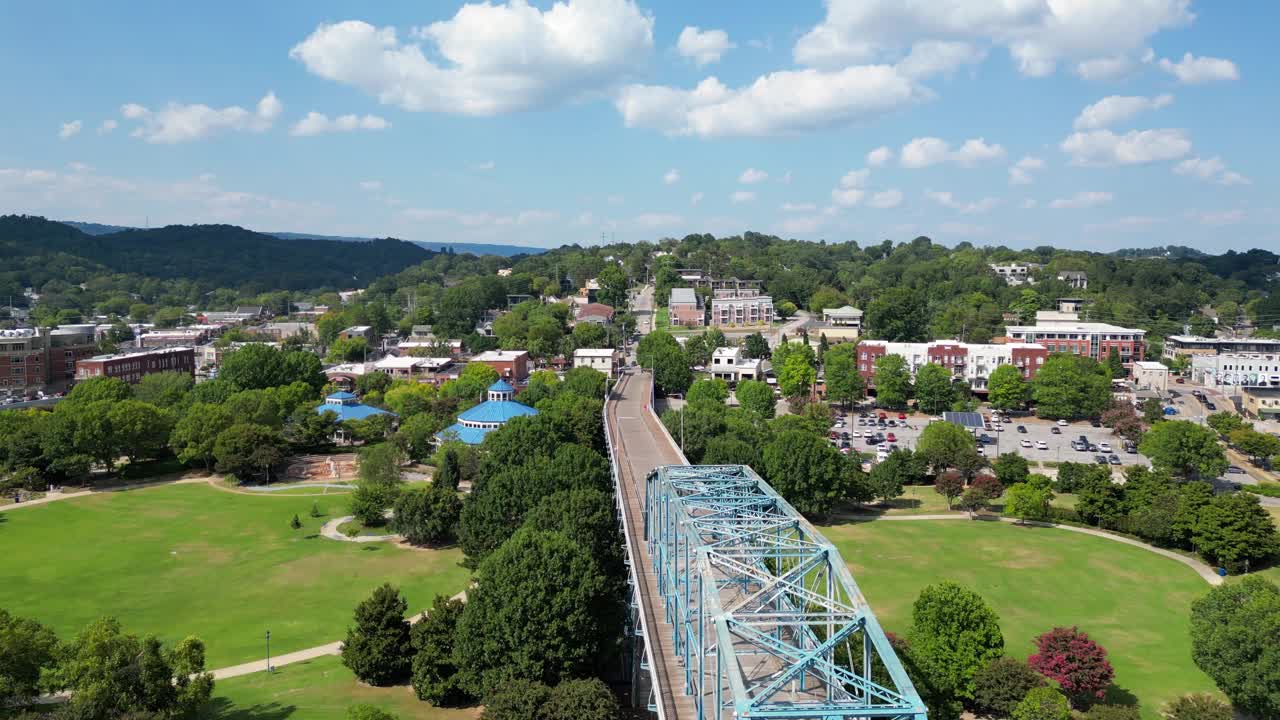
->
<box><xmin>265</xmin><ymin>630</ymin><xmax>271</xmax><ymax>673</ymax></box>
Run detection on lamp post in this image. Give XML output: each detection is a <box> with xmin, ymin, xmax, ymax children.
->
<box><xmin>265</xmin><ymin>630</ymin><xmax>271</xmax><ymax>673</ymax></box>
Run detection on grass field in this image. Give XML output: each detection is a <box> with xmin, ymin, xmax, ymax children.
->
<box><xmin>848</xmin><ymin>486</ymin><xmax>1080</xmax><ymax>517</ymax></box>
<box><xmin>823</xmin><ymin>519</ymin><xmax>1220</xmax><ymax>718</ymax></box>
<box><xmin>0</xmin><ymin>483</ymin><xmax>469</xmax><ymax>668</ymax></box>
<box><xmin>199</xmin><ymin>656</ymin><xmax>478</xmax><ymax>720</ymax></box>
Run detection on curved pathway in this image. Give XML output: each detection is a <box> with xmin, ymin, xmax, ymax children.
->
<box><xmin>838</xmin><ymin>511</ymin><xmax>1224</xmax><ymax>585</ymax></box>
<box><xmin>319</xmin><ymin>515</ymin><xmax>400</xmax><ymax>543</ymax></box>
<box><xmin>0</xmin><ymin>475</ymin><xmax>211</xmax><ymax>513</ymax></box>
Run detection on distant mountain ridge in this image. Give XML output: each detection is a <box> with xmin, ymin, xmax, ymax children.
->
<box><xmin>62</xmin><ymin>221</ymin><xmax>544</xmax><ymax>258</ymax></box>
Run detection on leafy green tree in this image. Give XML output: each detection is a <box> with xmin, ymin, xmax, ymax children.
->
<box><xmin>1190</xmin><ymin>576</ymin><xmax>1280</xmax><ymax>719</ymax></box>
<box><xmin>0</xmin><ymin>609</ymin><xmax>61</xmax><ymax>707</ymax></box>
<box><xmin>687</xmin><ymin>378</ymin><xmax>729</xmax><ymax>405</ymax></box>
<box><xmin>992</xmin><ymin>452</ymin><xmax>1030</xmax><ymax>487</ymax></box>
<box><xmin>341</xmin><ymin>583</ymin><xmax>412</xmax><ymax>686</ymax></box>
<box><xmin>651</xmin><ymin>343</ymin><xmax>692</xmax><ymax>396</ymax></box>
<box><xmin>1013</xmin><ymin>687</ymin><xmax>1072</xmax><ymax>720</ymax></box>
<box><xmin>702</xmin><ymin>436</ymin><xmax>760</xmax><ymax>467</ymax></box>
<box><xmin>213</xmin><ymin>423</ymin><xmax>285</xmax><ymax>483</ymax></box>
<box><xmin>1011</xmin><ymin>288</ymin><xmax>1043</xmax><ymax>324</ymax></box>
<box><xmin>454</xmin><ymin>529</ymin><xmax>623</xmax><ymax>697</ymax></box>
<box><xmin>1162</xmin><ymin>693</ymin><xmax>1233</xmax><ymax>720</ymax></box>
<box><xmin>808</xmin><ymin>286</ymin><xmax>848</xmax><ymax>314</ymax></box>
<box><xmin>448</xmin><ymin>363</ymin><xmax>501</xmax><ymax>403</ymax></box>
<box><xmin>65</xmin><ymin>375</ymin><xmax>131</xmax><ymax>406</ymax></box>
<box><xmin>393</xmin><ymin>484</ymin><xmax>462</xmax><ymax>546</ymax></box>
<box><xmin>868</xmin><ymin>453</ymin><xmax>909</xmax><ymax>505</ymax></box>
<box><xmin>357</xmin><ymin>371</ymin><xmax>393</xmax><ymax>396</ymax></box>
<box><xmin>434</xmin><ymin>447</ymin><xmax>461</xmax><ymax>491</ymax></box>
<box><xmin>872</xmin><ymin>354</ymin><xmax>913</xmax><ymax>410</ymax></box>
<box><xmin>346</xmin><ymin>705</ymin><xmax>400</xmax><ymax>720</ymax></box>
<box><xmin>778</xmin><ymin>352</ymin><xmax>817</xmax><ymax>400</ymax></box>
<box><xmin>683</xmin><ymin>334</ymin><xmax>711</xmax><ymax>368</ymax></box>
<box><xmin>917</xmin><ymin>421</ymin><xmax>978</xmax><ymax>474</ymax></box>
<box><xmin>480</xmin><ymin>679</ymin><xmax>553</xmax><ymax>720</ymax></box>
<box><xmin>742</xmin><ymin>332</ymin><xmax>771</xmax><ymax>360</ymax></box>
<box><xmin>988</xmin><ymin>364</ymin><xmax>1029</xmax><ymax>411</ymax></box>
<box><xmin>1139</xmin><ymin>420</ymin><xmax>1228</xmax><ymax>478</ymax></box>
<box><xmin>131</xmin><ymin>371</ymin><xmax>194</xmax><ymax>409</ymax></box>
<box><xmin>1105</xmin><ymin>347</ymin><xmax>1125</xmax><ymax>379</ymax></box>
<box><xmin>524</xmin><ymin>488</ymin><xmax>625</xmax><ymax>582</ymax></box>
<box><xmin>822</xmin><ymin>343</ymin><xmax>865</xmax><ymax>408</ymax></box>
<box><xmin>410</xmin><ymin>595</ymin><xmax>470</xmax><ymax>706</ymax></box>
<box><xmin>1005</xmin><ymin>475</ymin><xmax>1055</xmax><ymax>523</ymax></box>
<box><xmin>1075</xmin><ymin>470</ymin><xmax>1124</xmax><ymax>526</ymax></box>
<box><xmin>911</xmin><ymin>364</ymin><xmax>953</xmax><ymax>416</ymax></box>
<box><xmin>734</xmin><ymin>379</ymin><xmax>776</xmax><ymax>418</ymax></box>
<box><xmin>219</xmin><ymin>343</ymin><xmax>289</xmax><ymax>390</ymax></box>
<box><xmin>1230</xmin><ymin>427</ymin><xmax>1280</xmax><ymax>462</ymax></box>
<box><xmin>542</xmin><ymin>677</ymin><xmax>621</xmax><ymax>720</ymax></box>
<box><xmin>351</xmin><ymin>444</ymin><xmax>405</xmax><ymax>526</ymax></box>
<box><xmin>662</xmin><ymin>401</ymin><xmax>726</xmax><ymax>463</ymax></box>
<box><xmin>1205</xmin><ymin>412</ymin><xmax>1249</xmax><ymax>437</ymax></box>
<box><xmin>973</xmin><ymin>656</ymin><xmax>1047</xmax><ymax>719</ymax></box>
<box><xmin>562</xmin><ymin>366</ymin><xmax>608</xmax><ymax>399</ymax></box>
<box><xmin>1032</xmin><ymin>355</ymin><xmax>1112</xmax><ymax>420</ymax></box>
<box><xmin>389</xmin><ymin>413</ymin><xmax>439</xmax><ymax>462</ymax></box>
<box><xmin>1192</xmin><ymin>491</ymin><xmax>1280</xmax><ymax>573</ymax></box>
<box><xmin>761</xmin><ymin>430</ymin><xmax>852</xmax><ymax>517</ymax></box>
<box><xmin>636</xmin><ymin>330</ymin><xmax>680</xmax><ymax>369</ymax></box>
<box><xmin>283</xmin><ymin>349</ymin><xmax>327</xmax><ymax>392</ymax></box>
<box><xmin>108</xmin><ymin>400</ymin><xmax>173</xmax><ymax>465</ymax></box>
<box><xmin>327</xmin><ymin>336</ymin><xmax>371</xmax><ymax>363</ymax></box>
<box><xmin>867</xmin><ymin>287</ymin><xmax>928</xmax><ymax>342</ymax></box>
<box><xmin>906</xmin><ymin>581</ymin><xmax>1005</xmax><ymax>703</ymax></box>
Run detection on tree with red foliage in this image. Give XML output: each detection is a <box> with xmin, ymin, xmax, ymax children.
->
<box><xmin>1028</xmin><ymin>626</ymin><xmax>1115</xmax><ymax>706</ymax></box>
<box><xmin>969</xmin><ymin>474</ymin><xmax>1003</xmax><ymax>502</ymax></box>
<box><xmin>934</xmin><ymin>471</ymin><xmax>965</xmax><ymax>510</ymax></box>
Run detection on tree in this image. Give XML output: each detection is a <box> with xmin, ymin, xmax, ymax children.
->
<box><xmin>914</xmin><ymin>363</ymin><xmax>956</xmax><ymax>415</ymax></box>
<box><xmin>778</xmin><ymin>352</ymin><xmax>817</xmax><ymax>400</ymax></box>
<box><xmin>342</xmin><ymin>583</ymin><xmax>412</xmax><ymax>686</ymax></box>
<box><xmin>410</xmin><ymin>595</ymin><xmax>470</xmax><ymax>706</ymax></box>
<box><xmin>347</xmin><ymin>705</ymin><xmax>400</xmax><ymax>720</ymax></box>
<box><xmin>992</xmin><ymin>452</ymin><xmax>1030</xmax><ymax>487</ymax></box>
<box><xmin>214</xmin><ymin>423</ymin><xmax>285</xmax><ymax>482</ymax></box>
<box><xmin>917</xmin><ymin>421</ymin><xmax>978</xmax><ymax>474</ymax></box>
<box><xmin>1161</xmin><ymin>693</ymin><xmax>1233</xmax><ymax>720</ymax></box>
<box><xmin>872</xmin><ymin>354</ymin><xmax>913</xmax><ymax>410</ymax></box>
<box><xmin>1190</xmin><ymin>576</ymin><xmax>1280</xmax><ymax>719</ymax></box>
<box><xmin>662</xmin><ymin>401</ymin><xmax>725</xmax><ymax>464</ymax></box>
<box><xmin>64</xmin><ymin>375</ymin><xmax>131</xmax><ymax>405</ymax></box>
<box><xmin>867</xmin><ymin>287</ymin><xmax>928</xmax><ymax>342</ymax></box>
<box><xmin>1005</xmin><ymin>475</ymin><xmax>1054</xmax><ymax>523</ymax></box>
<box><xmin>454</xmin><ymin>529</ymin><xmax>622</xmax><ymax>697</ymax></box>
<box><xmin>42</xmin><ymin>616</ymin><xmax>212</xmax><ymax>720</ymax></box>
<box><xmin>702</xmin><ymin>436</ymin><xmax>760</xmax><ymax>467</ymax></box>
<box><xmin>434</xmin><ymin>447</ymin><xmax>460</xmax><ymax>491</ymax></box>
<box><xmin>1105</xmin><ymin>347</ymin><xmax>1125</xmax><ymax>379</ymax></box>
<box><xmin>906</xmin><ymin>581</ymin><xmax>1005</xmax><ymax>702</ymax></box>
<box><xmin>219</xmin><ymin>343</ymin><xmax>289</xmax><ymax>390</ymax></box>
<box><xmin>480</xmin><ymin>679</ymin><xmax>553</xmax><ymax>720</ymax></box>
<box><xmin>1027</xmin><ymin>626</ymin><xmax>1115</xmax><ymax>705</ymax></box>
<box><xmin>1139</xmin><ymin>420</ymin><xmax>1228</xmax><ymax>479</ymax></box>
<box><xmin>934</xmin><ymin>472</ymin><xmax>965</xmax><ymax>510</ymax></box>
<box><xmin>357</xmin><ymin>371</ymin><xmax>393</xmax><ymax>397</ymax></box>
<box><xmin>973</xmin><ymin>656</ymin><xmax>1047</xmax><ymax>719</ymax></box>
<box><xmin>290</xmin><ymin>513</ymin><xmax>302</xmax><ymax>529</ymax></box>
<box><xmin>823</xmin><ymin>343</ymin><xmax>865</xmax><ymax>408</ymax></box>
<box><xmin>1013</xmin><ymin>687</ymin><xmax>1072</xmax><ymax>720</ymax></box>
<box><xmin>734</xmin><ymin>379</ymin><xmax>776</xmax><ymax>418</ymax></box>
<box><xmin>1011</xmin><ymin>288</ymin><xmax>1043</xmax><ymax>324</ymax></box>
<box><xmin>1192</xmin><ymin>491</ymin><xmax>1279</xmax><ymax>573</ymax></box>
<box><xmin>131</xmin><ymin>371</ymin><xmax>194</xmax><ymax>409</ymax></box>
<box><xmin>0</xmin><ymin>609</ymin><xmax>60</xmax><ymax>707</ymax></box>
<box><xmin>742</xmin><ymin>332</ymin><xmax>770</xmax><ymax>360</ymax></box>
<box><xmin>1032</xmin><ymin>355</ymin><xmax>1112</xmax><ymax>420</ymax></box>
<box><xmin>1231</xmin><ymin>427</ymin><xmax>1280</xmax><ymax>463</ymax></box>
<box><xmin>1074</xmin><ymin>471</ymin><xmax>1124</xmax><ymax>527</ymax></box>
<box><xmin>562</xmin><ymin>366</ymin><xmax>607</xmax><ymax>400</ymax></box>
<box><xmin>869</xmin><ymin>449</ymin><xmax>921</xmax><ymax>504</ymax></box>
<box><xmin>652</xmin><ymin>344</ymin><xmax>692</xmax><ymax>397</ymax></box>
<box><xmin>169</xmin><ymin>403</ymin><xmax>235</xmax><ymax>469</ymax></box>
<box><xmin>761</xmin><ymin>430</ymin><xmax>852</xmax><ymax>517</ymax></box>
<box><xmin>449</xmin><ymin>363</ymin><xmax>501</xmax><ymax>403</ymax></box>
<box><xmin>328</xmin><ymin>337</ymin><xmax>371</xmax><ymax>363</ymax></box>
<box><xmin>1205</xmin><ymin>411</ymin><xmax>1249</xmax><ymax>438</ymax></box>
<box><xmin>542</xmin><ymin>678</ymin><xmax>621</xmax><ymax>720</ymax></box>
<box><xmin>393</xmin><ymin>484</ymin><xmax>462</xmax><ymax>546</ymax></box>
<box><xmin>988</xmin><ymin>364</ymin><xmax>1029</xmax><ymax>411</ymax></box>
<box><xmin>687</xmin><ymin>378</ymin><xmax>729</xmax><ymax>405</ymax></box>
<box><xmin>108</xmin><ymin>400</ymin><xmax>173</xmax><ymax>465</ymax></box>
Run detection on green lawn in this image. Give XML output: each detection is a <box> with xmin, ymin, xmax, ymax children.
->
<box><xmin>655</xmin><ymin>307</ymin><xmax>669</xmax><ymax>329</ymax></box>
<box><xmin>847</xmin><ymin>486</ymin><xmax>1080</xmax><ymax>517</ymax></box>
<box><xmin>199</xmin><ymin>655</ymin><xmax>477</xmax><ymax>720</ymax></box>
<box><xmin>0</xmin><ymin>484</ymin><xmax>469</xmax><ymax>668</ymax></box>
<box><xmin>822</xmin><ymin>519</ymin><xmax>1220</xmax><ymax>718</ymax></box>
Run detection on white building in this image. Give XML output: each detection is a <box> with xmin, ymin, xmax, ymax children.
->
<box><xmin>709</xmin><ymin>346</ymin><xmax>768</xmax><ymax>384</ymax></box>
<box><xmin>857</xmin><ymin>340</ymin><xmax>1049</xmax><ymax>391</ymax></box>
<box><xmin>573</xmin><ymin>348</ymin><xmax>619</xmax><ymax>375</ymax></box>
<box><xmin>710</xmin><ymin>289</ymin><xmax>775</xmax><ymax>328</ymax></box>
<box><xmin>1057</xmin><ymin>270</ymin><xmax>1088</xmax><ymax>289</ymax></box>
<box><xmin>1190</xmin><ymin>353</ymin><xmax>1280</xmax><ymax>389</ymax></box>
<box><xmin>1005</xmin><ymin>311</ymin><xmax>1146</xmax><ymax>367</ymax></box>
<box><xmin>989</xmin><ymin>262</ymin><xmax>1040</xmax><ymax>286</ymax></box>
<box><xmin>1131</xmin><ymin>361</ymin><xmax>1169</xmax><ymax>395</ymax></box>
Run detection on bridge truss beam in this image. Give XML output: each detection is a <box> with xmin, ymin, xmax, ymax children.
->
<box><xmin>645</xmin><ymin>464</ymin><xmax>928</xmax><ymax>720</ymax></box>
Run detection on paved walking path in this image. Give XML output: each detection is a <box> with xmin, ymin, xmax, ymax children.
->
<box><xmin>319</xmin><ymin>515</ymin><xmax>400</xmax><ymax>543</ymax></box>
<box><xmin>0</xmin><ymin>475</ymin><xmax>210</xmax><ymax>513</ymax></box>
<box><xmin>838</xmin><ymin>511</ymin><xmax>1224</xmax><ymax>585</ymax></box>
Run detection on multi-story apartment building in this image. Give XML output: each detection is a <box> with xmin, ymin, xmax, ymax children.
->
<box><xmin>48</xmin><ymin>324</ymin><xmax>98</xmax><ymax>382</ymax></box>
<box><xmin>1004</xmin><ymin>311</ymin><xmax>1146</xmax><ymax>367</ymax></box>
<box><xmin>857</xmin><ymin>340</ymin><xmax>1049</xmax><ymax>392</ymax></box>
<box><xmin>1162</xmin><ymin>335</ymin><xmax>1280</xmax><ymax>361</ymax></box>
<box><xmin>710</xmin><ymin>288</ymin><xmax>774</xmax><ymax>328</ymax></box>
<box><xmin>809</xmin><ymin>305</ymin><xmax>864</xmax><ymax>344</ymax></box>
<box><xmin>0</xmin><ymin>328</ymin><xmax>48</xmax><ymax>393</ymax></box>
<box><xmin>668</xmin><ymin>288</ymin><xmax>705</xmax><ymax>328</ymax></box>
<box><xmin>75</xmin><ymin>346</ymin><xmax>195</xmax><ymax>385</ymax></box>
<box><xmin>1190</xmin><ymin>352</ymin><xmax>1280</xmax><ymax>389</ymax></box>
<box><xmin>989</xmin><ymin>262</ymin><xmax>1040</xmax><ymax>286</ymax></box>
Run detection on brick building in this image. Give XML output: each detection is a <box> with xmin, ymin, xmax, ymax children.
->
<box><xmin>1004</xmin><ymin>312</ymin><xmax>1146</xmax><ymax>368</ymax></box>
<box><xmin>0</xmin><ymin>328</ymin><xmax>48</xmax><ymax>393</ymax></box>
<box><xmin>75</xmin><ymin>346</ymin><xmax>195</xmax><ymax>385</ymax></box>
<box><xmin>857</xmin><ymin>340</ymin><xmax>1049</xmax><ymax>393</ymax></box>
<box><xmin>471</xmin><ymin>349</ymin><xmax>530</xmax><ymax>382</ymax></box>
<box><xmin>48</xmin><ymin>324</ymin><xmax>98</xmax><ymax>382</ymax></box>
<box><xmin>668</xmin><ymin>288</ymin><xmax>705</xmax><ymax>328</ymax></box>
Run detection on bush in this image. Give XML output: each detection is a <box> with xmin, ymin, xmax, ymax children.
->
<box><xmin>1013</xmin><ymin>686</ymin><xmax>1071</xmax><ymax>720</ymax></box>
<box><xmin>1027</xmin><ymin>626</ymin><xmax>1114</xmax><ymax>705</ymax></box>
<box><xmin>480</xmin><ymin>679</ymin><xmax>552</xmax><ymax>720</ymax></box>
<box><xmin>289</xmin><ymin>514</ymin><xmax>302</xmax><ymax>530</ymax></box>
<box><xmin>541</xmin><ymin>678</ymin><xmax>620</xmax><ymax>720</ymax></box>
<box><xmin>1161</xmin><ymin>693</ymin><xmax>1233</xmax><ymax>720</ymax></box>
<box><xmin>346</xmin><ymin>706</ymin><xmax>399</xmax><ymax>720</ymax></box>
<box><xmin>1242</xmin><ymin>482</ymin><xmax>1280</xmax><ymax>498</ymax></box>
<box><xmin>973</xmin><ymin>656</ymin><xmax>1046</xmax><ymax>718</ymax></box>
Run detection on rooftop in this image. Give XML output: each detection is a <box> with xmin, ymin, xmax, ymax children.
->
<box><xmin>473</xmin><ymin>350</ymin><xmax>528</xmax><ymax>362</ymax></box>
<box><xmin>1167</xmin><ymin>335</ymin><xmax>1280</xmax><ymax>345</ymax></box>
<box><xmin>85</xmin><ymin>346</ymin><xmax>193</xmax><ymax>361</ymax></box>
<box><xmin>577</xmin><ymin>302</ymin><xmax>616</xmax><ymax>318</ymax></box>
<box><xmin>574</xmin><ymin>348</ymin><xmax>616</xmax><ymax>358</ymax></box>
<box><xmin>1007</xmin><ymin>320</ymin><xmax>1145</xmax><ymax>334</ymax></box>
<box><xmin>1133</xmin><ymin>361</ymin><xmax>1168</xmax><ymax>370</ymax></box>
<box><xmin>822</xmin><ymin>305</ymin><xmax>863</xmax><ymax>317</ymax></box>
<box><xmin>374</xmin><ymin>356</ymin><xmax>426</xmax><ymax>370</ymax></box>
<box><xmin>669</xmin><ymin>287</ymin><xmax>698</xmax><ymax>304</ymax></box>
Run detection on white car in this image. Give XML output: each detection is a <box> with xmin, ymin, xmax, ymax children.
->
<box><xmin>1098</xmin><ymin>442</ymin><xmax>1112</xmax><ymax>453</ymax></box>
<box><xmin>1035</xmin><ymin>440</ymin><xmax>1048</xmax><ymax>450</ymax></box>
<box><xmin>1020</xmin><ymin>439</ymin><xmax>1032</xmax><ymax>448</ymax></box>
<box><xmin>976</xmin><ymin>446</ymin><xmax>986</xmax><ymax>456</ymax></box>
<box><xmin>1056</xmin><ymin>419</ymin><xmax>1069</xmax><ymax>426</ymax></box>
<box><xmin>851</xmin><ymin>430</ymin><xmax>861</xmax><ymax>438</ymax></box>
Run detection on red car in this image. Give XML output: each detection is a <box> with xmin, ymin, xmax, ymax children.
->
<box><xmin>878</xmin><ymin>412</ymin><xmax>888</xmax><ymax>419</ymax></box>
<box><xmin>886</xmin><ymin>432</ymin><xmax>897</xmax><ymax>443</ymax></box>
<box><xmin>829</xmin><ymin>431</ymin><xmax>839</xmax><ymax>439</ymax></box>
<box><xmin>897</xmin><ymin>413</ymin><xmax>906</xmax><ymax>420</ymax></box>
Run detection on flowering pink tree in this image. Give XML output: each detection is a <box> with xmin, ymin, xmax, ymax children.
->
<box><xmin>1028</xmin><ymin>626</ymin><xmax>1115</xmax><ymax>705</ymax></box>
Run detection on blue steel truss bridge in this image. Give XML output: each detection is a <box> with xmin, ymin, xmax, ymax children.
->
<box><xmin>605</xmin><ymin>369</ymin><xmax>927</xmax><ymax>720</ymax></box>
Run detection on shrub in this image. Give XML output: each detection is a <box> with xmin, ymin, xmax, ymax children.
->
<box><xmin>346</xmin><ymin>706</ymin><xmax>399</xmax><ymax>720</ymax></box>
<box><xmin>1027</xmin><ymin>626</ymin><xmax>1114</xmax><ymax>705</ymax></box>
<box><xmin>1013</xmin><ymin>687</ymin><xmax>1072</xmax><ymax>720</ymax></box>
<box><xmin>1161</xmin><ymin>693</ymin><xmax>1233</xmax><ymax>720</ymax></box>
<box><xmin>289</xmin><ymin>514</ymin><xmax>302</xmax><ymax>530</ymax></box>
<box><xmin>480</xmin><ymin>679</ymin><xmax>552</xmax><ymax>720</ymax></box>
<box><xmin>973</xmin><ymin>656</ymin><xmax>1046</xmax><ymax>718</ymax></box>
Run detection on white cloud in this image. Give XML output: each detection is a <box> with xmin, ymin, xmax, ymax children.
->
<box><xmin>1074</xmin><ymin>56</ymin><xmax>1135</xmax><ymax>81</ymax></box>
<box><xmin>1008</xmin><ymin>155</ymin><xmax>1045</xmax><ymax>186</ymax></box>
<box><xmin>897</xmin><ymin>40</ymin><xmax>986</xmax><ymax>78</ymax></box>
<box><xmin>663</xmin><ymin>168</ymin><xmax>680</xmax><ymax>185</ymax></box>
<box><xmin>739</xmin><ymin>168</ymin><xmax>768</xmax><ymax>184</ymax></box>
<box><xmin>900</xmin><ymin>136</ymin><xmax>1005</xmax><ymax>168</ymax></box>
<box><xmin>289</xmin><ymin>111</ymin><xmax>390</xmax><ymax>136</ymax></box>
<box><xmin>1158</xmin><ymin>53</ymin><xmax>1239</xmax><ymax>84</ymax></box>
<box><xmin>867</xmin><ymin>188</ymin><xmax>904</xmax><ymax>209</ymax></box>
<box><xmin>122</xmin><ymin>92</ymin><xmax>282</xmax><ymax>143</ymax></box>
<box><xmin>838</xmin><ymin>168</ymin><xmax>870</xmax><ymax>188</ymax></box>
<box><xmin>1073</xmin><ymin>94</ymin><xmax>1173</xmax><ymax>130</ymax></box>
<box><xmin>58</xmin><ymin>120</ymin><xmax>82</xmax><ymax>139</ymax></box>
<box><xmin>402</xmin><ymin>207</ymin><xmax>559</xmax><ymax>227</ymax></box>
<box><xmin>97</xmin><ymin>119</ymin><xmax>118</xmax><ymax>135</ymax></box>
<box><xmin>690</xmin><ymin>192</ymin><xmax>704</xmax><ymax>206</ymax></box>
<box><xmin>615</xmin><ymin>65</ymin><xmax>923</xmax><ymax>138</ymax></box>
<box><xmin>779</xmin><ymin>171</ymin><xmax>792</xmax><ymax>184</ymax></box>
<box><xmin>781</xmin><ymin>202</ymin><xmax>817</xmax><ymax>212</ymax></box>
<box><xmin>831</xmin><ymin>188</ymin><xmax>865</xmax><ymax>207</ymax></box>
<box><xmin>290</xmin><ymin>1</ymin><xmax>653</xmax><ymax>116</ymax></box>
<box><xmin>1085</xmin><ymin>215</ymin><xmax>1167</xmax><ymax>232</ymax></box>
<box><xmin>729</xmin><ymin>190</ymin><xmax>756</xmax><ymax>204</ymax></box>
<box><xmin>1174</xmin><ymin>156</ymin><xmax>1250</xmax><ymax>186</ymax></box>
<box><xmin>358</xmin><ymin>180</ymin><xmax>382</xmax><ymax>191</ymax></box>
<box><xmin>570</xmin><ymin>211</ymin><xmax>596</xmax><ymax>227</ymax></box>
<box><xmin>1060</xmin><ymin>128</ymin><xmax>1191</xmax><ymax>166</ymax></box>
<box><xmin>866</xmin><ymin>146</ymin><xmax>893</xmax><ymax>167</ymax></box>
<box><xmin>793</xmin><ymin>0</ymin><xmax>1192</xmax><ymax>77</ymax></box>
<box><xmin>1048</xmin><ymin>191</ymin><xmax>1113</xmax><ymax>209</ymax></box>
<box><xmin>676</xmin><ymin>26</ymin><xmax>734</xmax><ymax>66</ymax></box>
<box><xmin>778</xmin><ymin>215</ymin><xmax>827</xmax><ymax>235</ymax></box>
<box><xmin>1187</xmin><ymin>209</ymin><xmax>1245</xmax><ymax>226</ymax></box>
<box><xmin>925</xmin><ymin>189</ymin><xmax>998</xmax><ymax>214</ymax></box>
<box><xmin>473</xmin><ymin>161</ymin><xmax>496</xmax><ymax>171</ymax></box>
<box><xmin>67</xmin><ymin>162</ymin><xmax>93</xmax><ymax>173</ymax></box>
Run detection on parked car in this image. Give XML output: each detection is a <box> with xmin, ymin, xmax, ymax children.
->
<box><xmin>976</xmin><ymin>447</ymin><xmax>986</xmax><ymax>456</ymax></box>
<box><xmin>1019</xmin><ymin>439</ymin><xmax>1032</xmax><ymax>448</ymax></box>
<box><xmin>1227</xmin><ymin>466</ymin><xmax>1246</xmax><ymax>474</ymax></box>
<box><xmin>1098</xmin><ymin>442</ymin><xmax>1112</xmax><ymax>453</ymax></box>
<box><xmin>897</xmin><ymin>413</ymin><xmax>907</xmax><ymax>420</ymax></box>
<box><xmin>1056</xmin><ymin>419</ymin><xmax>1069</xmax><ymax>427</ymax></box>
<box><xmin>1016</xmin><ymin>425</ymin><xmax>1028</xmax><ymax>433</ymax></box>
<box><xmin>829</xmin><ymin>431</ymin><xmax>840</xmax><ymax>439</ymax></box>
<box><xmin>1205</xmin><ymin>402</ymin><xmax>1217</xmax><ymax>411</ymax></box>
<box><xmin>886</xmin><ymin>432</ymin><xmax>897</xmax><ymax>443</ymax></box>
<box><xmin>1050</xmin><ymin>426</ymin><xmax>1061</xmax><ymax>435</ymax></box>
<box><xmin>1095</xmin><ymin>455</ymin><xmax>1108</xmax><ymax>465</ymax></box>
<box><xmin>1035</xmin><ymin>440</ymin><xmax>1048</xmax><ymax>450</ymax></box>
<box><xmin>1109</xmin><ymin>454</ymin><xmax>1121</xmax><ymax>465</ymax></box>
<box><xmin>1175</xmin><ymin>377</ymin><xmax>1185</xmax><ymax>384</ymax></box>
<box><xmin>979</xmin><ymin>434</ymin><xmax>994</xmax><ymax>444</ymax></box>
<box><xmin>1090</xmin><ymin>419</ymin><xmax>1102</xmax><ymax>428</ymax></box>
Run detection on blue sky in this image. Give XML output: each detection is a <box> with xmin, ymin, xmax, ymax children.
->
<box><xmin>1</xmin><ymin>1</ymin><xmax>1274</xmax><ymax>251</ymax></box>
